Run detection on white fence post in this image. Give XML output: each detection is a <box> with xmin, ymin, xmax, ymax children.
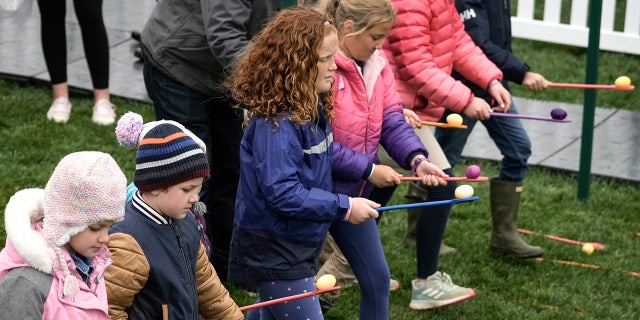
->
<box><xmin>511</xmin><ymin>0</ymin><xmax>640</xmax><ymax>55</ymax></box>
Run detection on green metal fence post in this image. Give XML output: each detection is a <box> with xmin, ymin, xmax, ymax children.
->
<box><xmin>578</xmin><ymin>0</ymin><xmax>603</xmax><ymax>200</ymax></box>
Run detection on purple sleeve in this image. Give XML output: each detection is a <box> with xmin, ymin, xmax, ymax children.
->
<box><xmin>379</xmin><ymin>103</ymin><xmax>428</xmax><ymax>169</ymax></box>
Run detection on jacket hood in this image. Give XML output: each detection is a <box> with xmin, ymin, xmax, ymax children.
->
<box><xmin>3</xmin><ymin>188</ymin><xmax>55</xmax><ymax>273</ymax></box>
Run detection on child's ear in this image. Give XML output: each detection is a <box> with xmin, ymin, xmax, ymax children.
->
<box><xmin>342</xmin><ymin>19</ymin><xmax>355</xmax><ymax>34</ymax></box>
<box><xmin>148</xmin><ymin>188</ymin><xmax>166</xmax><ymax>196</ymax></box>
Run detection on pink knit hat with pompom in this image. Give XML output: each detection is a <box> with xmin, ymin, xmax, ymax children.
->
<box><xmin>43</xmin><ymin>151</ymin><xmax>127</xmax><ymax>246</ymax></box>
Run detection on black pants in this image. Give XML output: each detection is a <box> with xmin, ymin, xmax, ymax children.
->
<box><xmin>38</xmin><ymin>0</ymin><xmax>109</xmax><ymax>88</ymax></box>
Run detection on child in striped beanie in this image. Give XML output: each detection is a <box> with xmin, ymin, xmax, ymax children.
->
<box><xmin>106</xmin><ymin>112</ymin><xmax>242</xmax><ymax>319</ymax></box>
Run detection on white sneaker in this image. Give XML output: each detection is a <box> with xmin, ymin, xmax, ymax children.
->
<box><xmin>92</xmin><ymin>99</ymin><xmax>116</xmax><ymax>125</ymax></box>
<box><xmin>47</xmin><ymin>98</ymin><xmax>72</xmax><ymax>123</ymax></box>
<box><xmin>390</xmin><ymin>278</ymin><xmax>400</xmax><ymax>291</ymax></box>
<box><xmin>409</xmin><ymin>272</ymin><xmax>475</xmax><ymax>310</ymax></box>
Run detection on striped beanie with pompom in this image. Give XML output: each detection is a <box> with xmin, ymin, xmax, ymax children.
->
<box><xmin>115</xmin><ymin>112</ymin><xmax>210</xmax><ymax>193</ymax></box>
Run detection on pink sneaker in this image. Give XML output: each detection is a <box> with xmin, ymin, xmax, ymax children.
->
<box><xmin>92</xmin><ymin>99</ymin><xmax>116</xmax><ymax>125</ymax></box>
<box><xmin>47</xmin><ymin>98</ymin><xmax>72</xmax><ymax>123</ymax></box>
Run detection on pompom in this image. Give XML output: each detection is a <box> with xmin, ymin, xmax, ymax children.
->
<box><xmin>62</xmin><ymin>273</ymin><xmax>79</xmax><ymax>297</ymax></box>
<box><xmin>115</xmin><ymin>112</ymin><xmax>144</xmax><ymax>148</ymax></box>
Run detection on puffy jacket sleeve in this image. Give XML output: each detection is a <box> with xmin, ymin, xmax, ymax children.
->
<box><xmin>379</xmin><ymin>103</ymin><xmax>428</xmax><ymax>169</ymax></box>
<box><xmin>332</xmin><ymin>141</ymin><xmax>371</xmax><ymax>181</ymax></box>
<box><xmin>456</xmin><ymin>0</ymin><xmax>528</xmax><ymax>84</ymax></box>
<box><xmin>105</xmin><ymin>233</ymin><xmax>150</xmax><ymax>320</ymax></box>
<box><xmin>196</xmin><ymin>244</ymin><xmax>243</xmax><ymax>320</ymax></box>
<box><xmin>385</xmin><ymin>1</ymin><xmax>501</xmax><ymax>113</ymax></box>
<box><xmin>385</xmin><ymin>3</ymin><xmax>472</xmax><ymax>114</ymax></box>
<box><xmin>450</xmin><ymin>7</ymin><xmax>502</xmax><ymax>94</ymax></box>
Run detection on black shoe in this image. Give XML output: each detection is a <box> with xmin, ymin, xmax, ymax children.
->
<box><xmin>131</xmin><ymin>31</ymin><xmax>141</xmax><ymax>42</ymax></box>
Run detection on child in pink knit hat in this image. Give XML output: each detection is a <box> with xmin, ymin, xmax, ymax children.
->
<box><xmin>0</xmin><ymin>151</ymin><xmax>127</xmax><ymax>319</ymax></box>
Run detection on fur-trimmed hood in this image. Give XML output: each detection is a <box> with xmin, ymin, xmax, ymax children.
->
<box><xmin>0</xmin><ymin>188</ymin><xmax>57</xmax><ymax>274</ymax></box>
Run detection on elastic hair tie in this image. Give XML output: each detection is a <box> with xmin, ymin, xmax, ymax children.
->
<box><xmin>324</xmin><ymin>21</ymin><xmax>330</xmax><ymax>25</ymax></box>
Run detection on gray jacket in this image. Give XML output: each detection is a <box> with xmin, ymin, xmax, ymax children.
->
<box><xmin>141</xmin><ymin>0</ymin><xmax>281</xmax><ymax>96</ymax></box>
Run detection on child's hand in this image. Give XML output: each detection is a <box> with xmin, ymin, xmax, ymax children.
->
<box><xmin>367</xmin><ymin>164</ymin><xmax>401</xmax><ymax>188</ymax></box>
<box><xmin>402</xmin><ymin>108</ymin><xmax>422</xmax><ymax>128</ymax></box>
<box><xmin>415</xmin><ymin>161</ymin><xmax>448</xmax><ymax>186</ymax></box>
<box><xmin>347</xmin><ymin>197</ymin><xmax>380</xmax><ymax>224</ymax></box>
<box><xmin>463</xmin><ymin>97</ymin><xmax>492</xmax><ymax>120</ymax></box>
<box><xmin>522</xmin><ymin>71</ymin><xmax>549</xmax><ymax>91</ymax></box>
<box><xmin>487</xmin><ymin>81</ymin><xmax>512</xmax><ymax>112</ymax></box>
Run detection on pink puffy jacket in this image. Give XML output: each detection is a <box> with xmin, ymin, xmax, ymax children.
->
<box><xmin>332</xmin><ymin>49</ymin><xmax>404</xmax><ymax>157</ymax></box>
<box><xmin>383</xmin><ymin>0</ymin><xmax>503</xmax><ymax>121</ymax></box>
<box><xmin>0</xmin><ymin>188</ymin><xmax>111</xmax><ymax>319</ymax></box>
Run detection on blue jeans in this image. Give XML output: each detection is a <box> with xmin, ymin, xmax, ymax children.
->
<box><xmin>435</xmin><ymin>99</ymin><xmax>531</xmax><ymax>182</ymax></box>
<box><xmin>143</xmin><ymin>63</ymin><xmax>242</xmax><ymax>281</ymax></box>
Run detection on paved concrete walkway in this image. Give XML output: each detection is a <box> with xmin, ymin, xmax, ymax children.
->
<box><xmin>1</xmin><ymin>0</ymin><xmax>638</xmax><ymax>183</ymax></box>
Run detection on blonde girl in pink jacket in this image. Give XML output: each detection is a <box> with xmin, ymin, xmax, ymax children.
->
<box><xmin>312</xmin><ymin>0</ymin><xmax>476</xmax><ymax>315</ymax></box>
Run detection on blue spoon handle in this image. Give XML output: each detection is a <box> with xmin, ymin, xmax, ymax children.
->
<box><xmin>376</xmin><ymin>196</ymin><xmax>480</xmax><ymax>212</ymax></box>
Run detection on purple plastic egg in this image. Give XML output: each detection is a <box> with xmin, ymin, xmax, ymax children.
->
<box><xmin>550</xmin><ymin>108</ymin><xmax>567</xmax><ymax>120</ymax></box>
<box><xmin>465</xmin><ymin>165</ymin><xmax>481</xmax><ymax>179</ymax></box>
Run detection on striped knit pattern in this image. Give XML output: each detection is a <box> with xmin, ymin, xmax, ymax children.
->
<box><xmin>134</xmin><ymin>123</ymin><xmax>209</xmax><ymax>193</ymax></box>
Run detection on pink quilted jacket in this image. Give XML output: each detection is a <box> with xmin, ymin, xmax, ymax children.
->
<box><xmin>332</xmin><ymin>49</ymin><xmax>404</xmax><ymax>156</ymax></box>
<box><xmin>383</xmin><ymin>0</ymin><xmax>503</xmax><ymax>121</ymax></box>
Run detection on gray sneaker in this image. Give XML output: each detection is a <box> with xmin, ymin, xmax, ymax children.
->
<box><xmin>409</xmin><ymin>272</ymin><xmax>475</xmax><ymax>310</ymax></box>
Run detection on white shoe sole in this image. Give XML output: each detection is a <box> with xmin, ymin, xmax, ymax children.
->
<box><xmin>409</xmin><ymin>289</ymin><xmax>475</xmax><ymax>310</ymax></box>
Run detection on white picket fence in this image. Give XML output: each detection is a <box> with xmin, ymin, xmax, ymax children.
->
<box><xmin>511</xmin><ymin>0</ymin><xmax>640</xmax><ymax>55</ymax></box>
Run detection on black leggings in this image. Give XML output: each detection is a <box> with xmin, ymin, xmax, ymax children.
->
<box><xmin>38</xmin><ymin>0</ymin><xmax>109</xmax><ymax>89</ymax></box>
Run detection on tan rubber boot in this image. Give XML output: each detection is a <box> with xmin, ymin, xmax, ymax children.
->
<box><xmin>404</xmin><ymin>182</ymin><xmax>457</xmax><ymax>256</ymax></box>
<box><xmin>489</xmin><ymin>178</ymin><xmax>543</xmax><ymax>258</ymax></box>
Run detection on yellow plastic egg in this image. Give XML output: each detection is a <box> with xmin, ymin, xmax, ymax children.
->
<box><xmin>446</xmin><ymin>113</ymin><xmax>463</xmax><ymax>126</ymax></box>
<box><xmin>614</xmin><ymin>76</ymin><xmax>631</xmax><ymax>88</ymax></box>
<box><xmin>316</xmin><ymin>274</ymin><xmax>337</xmax><ymax>290</ymax></box>
<box><xmin>582</xmin><ymin>243</ymin><xmax>595</xmax><ymax>255</ymax></box>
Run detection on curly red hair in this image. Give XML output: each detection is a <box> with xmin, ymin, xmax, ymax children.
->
<box><xmin>230</xmin><ymin>7</ymin><xmax>337</xmax><ymax>127</ymax></box>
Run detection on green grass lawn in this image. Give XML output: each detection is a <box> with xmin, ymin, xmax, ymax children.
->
<box><xmin>1</xmin><ymin>35</ymin><xmax>640</xmax><ymax>318</ymax></box>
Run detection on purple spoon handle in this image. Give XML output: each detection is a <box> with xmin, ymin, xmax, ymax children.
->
<box><xmin>489</xmin><ymin>112</ymin><xmax>571</xmax><ymax>123</ymax></box>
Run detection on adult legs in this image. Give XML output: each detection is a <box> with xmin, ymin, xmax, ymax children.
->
<box><xmin>73</xmin><ymin>0</ymin><xmax>109</xmax><ymax>92</ymax></box>
<box><xmin>203</xmin><ymin>95</ymin><xmax>243</xmax><ymax>282</ymax></box>
<box><xmin>74</xmin><ymin>0</ymin><xmax>114</xmax><ymax>125</ymax></box>
<box><xmin>38</xmin><ymin>0</ymin><xmax>73</xmax><ymax>123</ymax></box>
<box><xmin>38</xmin><ymin>0</ymin><xmax>67</xmax><ymax>88</ymax></box>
